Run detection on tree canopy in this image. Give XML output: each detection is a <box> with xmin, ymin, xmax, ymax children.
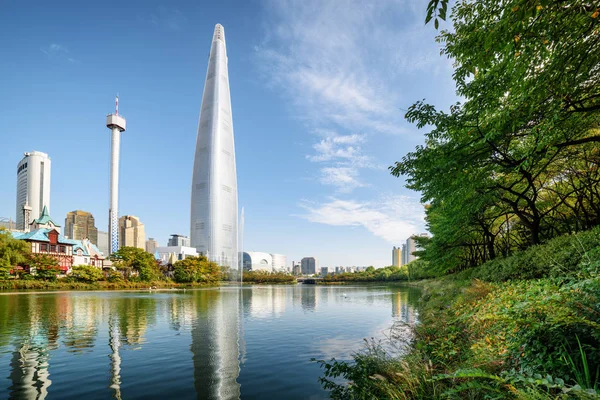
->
<box><xmin>393</xmin><ymin>0</ymin><xmax>600</xmax><ymax>273</ymax></box>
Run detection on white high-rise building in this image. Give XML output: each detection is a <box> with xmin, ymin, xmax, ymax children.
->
<box><xmin>190</xmin><ymin>24</ymin><xmax>238</xmax><ymax>269</ymax></box>
<box><xmin>15</xmin><ymin>151</ymin><xmax>51</xmax><ymax>230</ymax></box>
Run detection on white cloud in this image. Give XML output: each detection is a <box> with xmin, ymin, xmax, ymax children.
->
<box><xmin>298</xmin><ymin>196</ymin><xmax>425</xmax><ymax>244</ymax></box>
<box><xmin>258</xmin><ymin>0</ymin><xmax>438</xmax><ymax>192</ymax></box>
<box><xmin>319</xmin><ymin>167</ymin><xmax>366</xmax><ymax>193</ymax></box>
<box><xmin>307</xmin><ymin>133</ymin><xmax>366</xmax><ymax>162</ymax></box>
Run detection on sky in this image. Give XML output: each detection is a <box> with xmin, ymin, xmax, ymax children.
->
<box><xmin>0</xmin><ymin>0</ymin><xmax>458</xmax><ymax>268</ymax></box>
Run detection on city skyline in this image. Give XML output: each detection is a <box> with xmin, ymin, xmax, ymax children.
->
<box><xmin>0</xmin><ymin>0</ymin><xmax>458</xmax><ymax>267</ymax></box>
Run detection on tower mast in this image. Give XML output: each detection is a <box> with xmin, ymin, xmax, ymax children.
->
<box><xmin>106</xmin><ymin>96</ymin><xmax>127</xmax><ymax>254</ymax></box>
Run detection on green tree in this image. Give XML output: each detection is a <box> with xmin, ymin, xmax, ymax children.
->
<box><xmin>110</xmin><ymin>247</ymin><xmax>161</xmax><ymax>282</ymax></box>
<box><xmin>173</xmin><ymin>255</ymin><xmax>220</xmax><ymax>283</ymax></box>
<box><xmin>0</xmin><ymin>230</ymin><xmax>30</xmax><ymax>279</ymax></box>
<box><xmin>392</xmin><ymin>0</ymin><xmax>600</xmax><ymax>273</ymax></box>
<box><xmin>71</xmin><ymin>265</ymin><xmax>104</xmax><ymax>283</ymax></box>
<box><xmin>26</xmin><ymin>254</ymin><xmax>61</xmax><ymax>281</ymax></box>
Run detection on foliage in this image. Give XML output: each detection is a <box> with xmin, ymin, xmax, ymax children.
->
<box><xmin>393</xmin><ymin>0</ymin><xmax>600</xmax><ymax>273</ymax></box>
<box><xmin>0</xmin><ymin>230</ymin><xmax>30</xmax><ymax>279</ymax></box>
<box><xmin>317</xmin><ymin>276</ymin><xmax>600</xmax><ymax>399</ymax></box>
<box><xmin>242</xmin><ymin>270</ymin><xmax>296</xmax><ymax>284</ymax></box>
<box><xmin>25</xmin><ymin>254</ymin><xmax>61</xmax><ymax>281</ymax></box>
<box><xmin>172</xmin><ymin>255</ymin><xmax>220</xmax><ymax>284</ymax></box>
<box><xmin>450</xmin><ymin>227</ymin><xmax>600</xmax><ymax>282</ymax></box>
<box><xmin>70</xmin><ymin>265</ymin><xmax>104</xmax><ymax>283</ymax></box>
<box><xmin>322</xmin><ymin>261</ymin><xmax>437</xmax><ymax>283</ymax></box>
<box><xmin>110</xmin><ymin>246</ymin><xmax>162</xmax><ymax>282</ymax></box>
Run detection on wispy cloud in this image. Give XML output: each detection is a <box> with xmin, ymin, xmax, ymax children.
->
<box><xmin>298</xmin><ymin>196</ymin><xmax>425</xmax><ymax>244</ymax></box>
<box><xmin>320</xmin><ymin>167</ymin><xmax>366</xmax><ymax>193</ymax></box>
<box><xmin>258</xmin><ymin>0</ymin><xmax>436</xmax><ymax>193</ymax></box>
<box><xmin>41</xmin><ymin>43</ymin><xmax>81</xmax><ymax>64</ymax></box>
<box><xmin>41</xmin><ymin>43</ymin><xmax>68</xmax><ymax>55</ymax></box>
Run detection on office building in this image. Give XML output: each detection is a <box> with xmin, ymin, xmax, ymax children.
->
<box><xmin>392</xmin><ymin>246</ymin><xmax>402</xmax><ymax>267</ymax></box>
<box><xmin>118</xmin><ymin>215</ymin><xmax>145</xmax><ymax>250</ymax></box>
<box><xmin>168</xmin><ymin>234</ymin><xmax>191</xmax><ymax>247</ymax></box>
<box><xmin>65</xmin><ymin>210</ymin><xmax>98</xmax><ymax>245</ymax></box>
<box><xmin>97</xmin><ymin>231</ymin><xmax>109</xmax><ymax>256</ymax></box>
<box><xmin>401</xmin><ymin>233</ymin><xmax>430</xmax><ymax>265</ymax></box>
<box><xmin>301</xmin><ymin>257</ymin><xmax>318</xmax><ymax>275</ymax></box>
<box><xmin>15</xmin><ymin>151</ymin><xmax>51</xmax><ymax>230</ymax></box>
<box><xmin>146</xmin><ymin>238</ymin><xmax>159</xmax><ymax>254</ymax></box>
<box><xmin>190</xmin><ymin>24</ymin><xmax>238</xmax><ymax>269</ymax></box>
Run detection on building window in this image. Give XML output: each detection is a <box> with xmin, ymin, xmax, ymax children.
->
<box><xmin>50</xmin><ymin>245</ymin><xmax>56</xmax><ymax>252</ymax></box>
<box><xmin>59</xmin><ymin>245</ymin><xmax>66</xmax><ymax>253</ymax></box>
<box><xmin>40</xmin><ymin>243</ymin><xmax>48</xmax><ymax>252</ymax></box>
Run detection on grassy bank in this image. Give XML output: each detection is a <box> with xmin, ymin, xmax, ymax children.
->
<box><xmin>315</xmin><ymin>231</ymin><xmax>600</xmax><ymax>399</ymax></box>
<box><xmin>0</xmin><ymin>279</ymin><xmax>220</xmax><ymax>291</ymax></box>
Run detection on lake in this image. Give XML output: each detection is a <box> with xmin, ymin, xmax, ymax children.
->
<box><xmin>0</xmin><ymin>284</ymin><xmax>421</xmax><ymax>399</ymax></box>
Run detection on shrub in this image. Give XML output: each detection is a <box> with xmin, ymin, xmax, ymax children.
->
<box><xmin>242</xmin><ymin>270</ymin><xmax>295</xmax><ymax>283</ymax></box>
<box><xmin>173</xmin><ymin>256</ymin><xmax>220</xmax><ymax>283</ymax></box>
<box><xmin>71</xmin><ymin>265</ymin><xmax>104</xmax><ymax>283</ymax></box>
<box><xmin>470</xmin><ymin>227</ymin><xmax>600</xmax><ymax>282</ymax></box>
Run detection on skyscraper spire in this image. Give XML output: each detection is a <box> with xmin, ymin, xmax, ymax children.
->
<box><xmin>190</xmin><ymin>24</ymin><xmax>239</xmax><ymax>269</ymax></box>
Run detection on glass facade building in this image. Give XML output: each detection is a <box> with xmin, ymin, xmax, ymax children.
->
<box><xmin>191</xmin><ymin>24</ymin><xmax>238</xmax><ymax>269</ymax></box>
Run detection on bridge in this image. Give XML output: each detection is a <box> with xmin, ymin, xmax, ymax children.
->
<box><xmin>296</xmin><ymin>277</ymin><xmax>323</xmax><ymax>284</ymax></box>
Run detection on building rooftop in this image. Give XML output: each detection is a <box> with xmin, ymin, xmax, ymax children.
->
<box><xmin>33</xmin><ymin>206</ymin><xmax>61</xmax><ymax>226</ymax></box>
<box><xmin>12</xmin><ymin>228</ymin><xmax>76</xmax><ymax>245</ymax></box>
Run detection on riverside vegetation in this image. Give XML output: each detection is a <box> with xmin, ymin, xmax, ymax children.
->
<box><xmin>0</xmin><ymin>230</ymin><xmax>296</xmax><ymax>289</ymax></box>
<box><xmin>315</xmin><ymin>0</ymin><xmax>600</xmax><ymax>398</ymax></box>
<box><xmin>0</xmin><ymin>234</ymin><xmax>224</xmax><ymax>289</ymax></box>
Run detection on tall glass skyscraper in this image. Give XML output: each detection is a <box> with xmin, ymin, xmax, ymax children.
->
<box><xmin>190</xmin><ymin>24</ymin><xmax>238</xmax><ymax>269</ymax></box>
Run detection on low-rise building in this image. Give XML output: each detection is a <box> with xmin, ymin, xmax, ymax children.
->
<box><xmin>72</xmin><ymin>239</ymin><xmax>107</xmax><ymax>268</ymax></box>
<box><xmin>11</xmin><ymin>207</ymin><xmax>76</xmax><ymax>273</ymax></box>
<box><xmin>156</xmin><ymin>246</ymin><xmax>198</xmax><ymax>265</ymax></box>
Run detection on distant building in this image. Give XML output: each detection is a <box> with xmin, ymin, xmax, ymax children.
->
<box><xmin>292</xmin><ymin>262</ymin><xmax>301</xmax><ymax>276</ymax></box>
<box><xmin>392</xmin><ymin>246</ymin><xmax>402</xmax><ymax>267</ymax></box>
<box><xmin>243</xmin><ymin>252</ymin><xmax>273</xmax><ymax>272</ymax></box>
<box><xmin>320</xmin><ymin>267</ymin><xmax>330</xmax><ymax>276</ymax></box>
<box><xmin>270</xmin><ymin>253</ymin><xmax>287</xmax><ymax>271</ymax></box>
<box><xmin>401</xmin><ymin>233</ymin><xmax>429</xmax><ymax>265</ymax></box>
<box><xmin>97</xmin><ymin>231</ymin><xmax>109</xmax><ymax>257</ymax></box>
<box><xmin>65</xmin><ymin>210</ymin><xmax>98</xmax><ymax>245</ymax></box>
<box><xmin>156</xmin><ymin>246</ymin><xmax>198</xmax><ymax>265</ymax></box>
<box><xmin>146</xmin><ymin>238</ymin><xmax>159</xmax><ymax>254</ymax></box>
<box><xmin>168</xmin><ymin>234</ymin><xmax>191</xmax><ymax>247</ymax></box>
<box><xmin>301</xmin><ymin>257</ymin><xmax>318</xmax><ymax>275</ymax></box>
<box><xmin>118</xmin><ymin>215</ymin><xmax>145</xmax><ymax>250</ymax></box>
<box><xmin>15</xmin><ymin>151</ymin><xmax>51</xmax><ymax>231</ymax></box>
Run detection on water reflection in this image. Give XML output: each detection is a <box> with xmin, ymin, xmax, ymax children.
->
<box><xmin>190</xmin><ymin>289</ymin><xmax>241</xmax><ymax>400</ymax></box>
<box><xmin>0</xmin><ymin>285</ymin><xmax>421</xmax><ymax>400</ymax></box>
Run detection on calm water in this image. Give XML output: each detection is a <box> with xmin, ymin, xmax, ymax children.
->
<box><xmin>0</xmin><ymin>284</ymin><xmax>421</xmax><ymax>399</ymax></box>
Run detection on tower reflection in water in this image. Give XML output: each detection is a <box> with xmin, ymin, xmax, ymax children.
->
<box><xmin>190</xmin><ymin>288</ymin><xmax>242</xmax><ymax>400</ymax></box>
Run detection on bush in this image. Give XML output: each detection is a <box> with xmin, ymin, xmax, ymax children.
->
<box><xmin>242</xmin><ymin>270</ymin><xmax>295</xmax><ymax>283</ymax></box>
<box><xmin>71</xmin><ymin>265</ymin><xmax>104</xmax><ymax>283</ymax></box>
<box><xmin>173</xmin><ymin>256</ymin><xmax>220</xmax><ymax>283</ymax></box>
<box><xmin>468</xmin><ymin>227</ymin><xmax>600</xmax><ymax>282</ymax></box>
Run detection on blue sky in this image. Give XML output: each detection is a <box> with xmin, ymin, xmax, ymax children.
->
<box><xmin>0</xmin><ymin>0</ymin><xmax>457</xmax><ymax>268</ymax></box>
